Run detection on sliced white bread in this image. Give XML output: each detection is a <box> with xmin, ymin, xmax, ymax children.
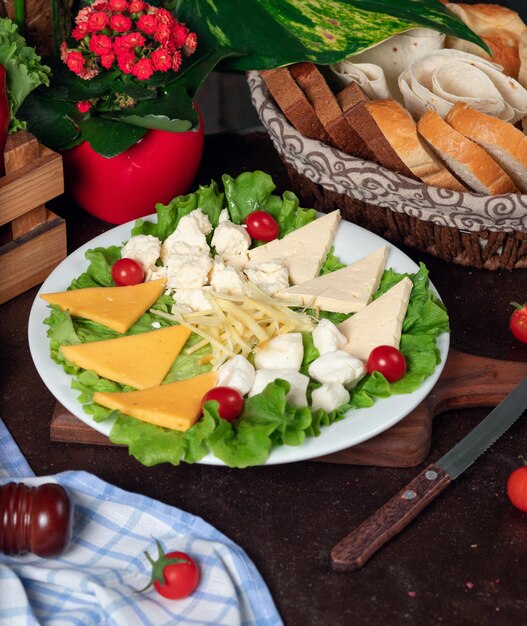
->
<box><xmin>417</xmin><ymin>109</ymin><xmax>518</xmax><ymax>194</ymax></box>
<box><xmin>446</xmin><ymin>102</ymin><xmax>527</xmax><ymax>192</ymax></box>
<box><xmin>365</xmin><ymin>99</ymin><xmax>467</xmax><ymax>191</ymax></box>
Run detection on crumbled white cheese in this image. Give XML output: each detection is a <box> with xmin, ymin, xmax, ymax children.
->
<box><xmin>223</xmin><ymin>252</ymin><xmax>249</xmax><ymax>271</ymax></box>
<box><xmin>172</xmin><ymin>288</ymin><xmax>212</xmax><ymax>313</ymax></box>
<box><xmin>120</xmin><ymin>235</ymin><xmax>161</xmax><ymax>272</ymax></box>
<box><xmin>212</xmin><ymin>221</ymin><xmax>251</xmax><ymax>259</ymax></box>
<box><xmin>210</xmin><ymin>257</ymin><xmax>246</xmax><ymax>296</ymax></box>
<box><xmin>189</xmin><ymin>209</ymin><xmax>213</xmax><ymax>236</ymax></box>
<box><xmin>151</xmin><ymin>321</ymin><xmax>162</xmax><ymax>329</ymax></box>
<box><xmin>312</xmin><ymin>318</ymin><xmax>347</xmax><ymax>355</ymax></box>
<box><xmin>161</xmin><ymin>213</ymin><xmax>210</xmax><ymax>263</ymax></box>
<box><xmin>254</xmin><ymin>333</ymin><xmax>304</xmax><ymax>371</ymax></box>
<box><xmin>308</xmin><ymin>350</ymin><xmax>366</xmax><ymax>387</ymax></box>
<box><xmin>217</xmin><ymin>355</ymin><xmax>255</xmax><ymax>395</ymax></box>
<box><xmin>249</xmin><ymin>369</ymin><xmax>309</xmax><ymax>407</ymax></box>
<box><xmin>244</xmin><ymin>259</ymin><xmax>289</xmax><ymax>295</ymax></box>
<box><xmin>146</xmin><ymin>265</ymin><xmax>168</xmax><ymax>283</ymax></box>
<box><xmin>218</xmin><ymin>208</ymin><xmax>230</xmax><ymax>223</ymax></box>
<box><xmin>311</xmin><ymin>383</ymin><xmax>350</xmax><ymax>413</ymax></box>
<box><xmin>165</xmin><ymin>253</ymin><xmax>212</xmax><ymax>290</ymax></box>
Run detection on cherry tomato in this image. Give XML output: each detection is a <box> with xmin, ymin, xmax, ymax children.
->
<box><xmin>367</xmin><ymin>345</ymin><xmax>407</xmax><ymax>383</ymax></box>
<box><xmin>201</xmin><ymin>386</ymin><xmax>244</xmax><ymax>421</ymax></box>
<box><xmin>111</xmin><ymin>257</ymin><xmax>144</xmax><ymax>286</ymax></box>
<box><xmin>507</xmin><ymin>461</ymin><xmax>527</xmax><ymax>512</ymax></box>
<box><xmin>510</xmin><ymin>302</ymin><xmax>527</xmax><ymax>344</ymax></box>
<box><xmin>244</xmin><ymin>210</ymin><xmax>279</xmax><ymax>242</ymax></box>
<box><xmin>142</xmin><ymin>540</ymin><xmax>199</xmax><ymax>600</ymax></box>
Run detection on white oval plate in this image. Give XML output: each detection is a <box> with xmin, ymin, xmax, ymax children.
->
<box><xmin>28</xmin><ymin>215</ymin><xmax>449</xmax><ymax>466</ymax></box>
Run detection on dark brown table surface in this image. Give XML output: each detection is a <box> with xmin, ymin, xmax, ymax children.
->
<box><xmin>2</xmin><ymin>130</ymin><xmax>527</xmax><ymax>626</ymax></box>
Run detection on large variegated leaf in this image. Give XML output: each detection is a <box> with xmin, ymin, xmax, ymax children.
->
<box><xmin>174</xmin><ymin>0</ymin><xmax>488</xmax><ymax>70</ymax></box>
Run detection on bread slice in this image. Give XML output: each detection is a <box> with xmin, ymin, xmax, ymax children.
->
<box><xmin>339</xmin><ymin>87</ymin><xmax>415</xmax><ymax>178</ymax></box>
<box><xmin>446</xmin><ymin>102</ymin><xmax>527</xmax><ymax>192</ymax></box>
<box><xmin>418</xmin><ymin>110</ymin><xmax>517</xmax><ymax>194</ymax></box>
<box><xmin>364</xmin><ymin>100</ymin><xmax>467</xmax><ymax>191</ymax></box>
<box><xmin>259</xmin><ymin>68</ymin><xmax>332</xmax><ymax>145</ymax></box>
<box><xmin>288</xmin><ymin>62</ymin><xmax>371</xmax><ymax>157</ymax></box>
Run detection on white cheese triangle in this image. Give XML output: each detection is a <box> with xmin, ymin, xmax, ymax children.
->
<box><xmin>338</xmin><ymin>277</ymin><xmax>413</xmax><ymax>361</ymax></box>
<box><xmin>247</xmin><ymin>210</ymin><xmax>341</xmax><ymax>285</ymax></box>
<box><xmin>274</xmin><ymin>246</ymin><xmax>388</xmax><ymax>313</ymax></box>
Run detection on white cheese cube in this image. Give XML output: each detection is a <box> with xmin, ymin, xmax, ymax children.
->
<box><xmin>121</xmin><ymin>235</ymin><xmax>161</xmax><ymax>272</ymax></box>
<box><xmin>217</xmin><ymin>355</ymin><xmax>255</xmax><ymax>396</ymax></box>
<box><xmin>165</xmin><ymin>253</ymin><xmax>212</xmax><ymax>289</ymax></box>
<box><xmin>244</xmin><ymin>259</ymin><xmax>289</xmax><ymax>295</ymax></box>
<box><xmin>254</xmin><ymin>333</ymin><xmax>304</xmax><ymax>371</ymax></box>
<box><xmin>211</xmin><ymin>221</ymin><xmax>252</xmax><ymax>258</ymax></box>
<box><xmin>312</xmin><ymin>318</ymin><xmax>347</xmax><ymax>355</ymax></box>
<box><xmin>172</xmin><ymin>288</ymin><xmax>212</xmax><ymax>313</ymax></box>
<box><xmin>249</xmin><ymin>369</ymin><xmax>309</xmax><ymax>407</ymax></box>
<box><xmin>308</xmin><ymin>350</ymin><xmax>366</xmax><ymax>387</ymax></box>
<box><xmin>210</xmin><ymin>257</ymin><xmax>246</xmax><ymax>296</ymax></box>
<box><xmin>311</xmin><ymin>383</ymin><xmax>350</xmax><ymax>413</ymax></box>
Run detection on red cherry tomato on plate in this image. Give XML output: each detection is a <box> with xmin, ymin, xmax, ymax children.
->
<box><xmin>142</xmin><ymin>540</ymin><xmax>199</xmax><ymax>600</ymax></box>
<box><xmin>507</xmin><ymin>462</ymin><xmax>527</xmax><ymax>512</ymax></box>
<box><xmin>245</xmin><ymin>210</ymin><xmax>279</xmax><ymax>242</ymax></box>
<box><xmin>367</xmin><ymin>345</ymin><xmax>407</xmax><ymax>383</ymax></box>
<box><xmin>510</xmin><ymin>302</ymin><xmax>527</xmax><ymax>344</ymax></box>
<box><xmin>201</xmin><ymin>386</ymin><xmax>244</xmax><ymax>421</ymax></box>
<box><xmin>112</xmin><ymin>257</ymin><xmax>144</xmax><ymax>286</ymax></box>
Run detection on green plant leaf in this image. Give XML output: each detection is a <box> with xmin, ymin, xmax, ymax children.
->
<box><xmin>175</xmin><ymin>0</ymin><xmax>488</xmax><ymax>70</ymax></box>
<box><xmin>42</xmin><ymin>57</ymin><xmax>119</xmax><ymax>101</ymax></box>
<box><xmin>174</xmin><ymin>46</ymin><xmax>241</xmax><ymax>98</ymax></box>
<box><xmin>78</xmin><ymin>118</ymin><xmax>147</xmax><ymax>157</ymax></box>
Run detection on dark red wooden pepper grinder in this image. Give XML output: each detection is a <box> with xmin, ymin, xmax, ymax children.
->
<box><xmin>0</xmin><ymin>482</ymin><xmax>74</xmax><ymax>557</ymax></box>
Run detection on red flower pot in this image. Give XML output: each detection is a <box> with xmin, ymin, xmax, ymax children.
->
<box><xmin>61</xmin><ymin>116</ymin><xmax>204</xmax><ymax>224</ymax></box>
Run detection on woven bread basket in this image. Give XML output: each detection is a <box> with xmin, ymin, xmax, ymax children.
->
<box><xmin>248</xmin><ymin>70</ymin><xmax>527</xmax><ymax>270</ymax></box>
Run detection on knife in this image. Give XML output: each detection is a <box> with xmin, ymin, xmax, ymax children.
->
<box><xmin>330</xmin><ymin>375</ymin><xmax>527</xmax><ymax>572</ymax></box>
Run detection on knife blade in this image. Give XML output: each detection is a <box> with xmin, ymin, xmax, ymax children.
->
<box><xmin>330</xmin><ymin>375</ymin><xmax>527</xmax><ymax>572</ymax></box>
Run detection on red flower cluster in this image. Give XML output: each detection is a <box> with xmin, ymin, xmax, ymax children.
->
<box><xmin>61</xmin><ymin>0</ymin><xmax>198</xmax><ymax>81</ymax></box>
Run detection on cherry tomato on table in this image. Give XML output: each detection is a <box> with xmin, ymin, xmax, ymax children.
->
<box><xmin>245</xmin><ymin>210</ymin><xmax>279</xmax><ymax>242</ymax></box>
<box><xmin>201</xmin><ymin>386</ymin><xmax>244</xmax><ymax>422</ymax></box>
<box><xmin>112</xmin><ymin>257</ymin><xmax>144</xmax><ymax>286</ymax></box>
<box><xmin>367</xmin><ymin>345</ymin><xmax>407</xmax><ymax>383</ymax></box>
<box><xmin>507</xmin><ymin>460</ymin><xmax>527</xmax><ymax>512</ymax></box>
<box><xmin>510</xmin><ymin>302</ymin><xmax>527</xmax><ymax>344</ymax></box>
<box><xmin>142</xmin><ymin>539</ymin><xmax>199</xmax><ymax>600</ymax></box>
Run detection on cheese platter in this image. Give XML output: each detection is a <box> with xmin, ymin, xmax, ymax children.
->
<box><xmin>28</xmin><ymin>171</ymin><xmax>450</xmax><ymax>468</ymax></box>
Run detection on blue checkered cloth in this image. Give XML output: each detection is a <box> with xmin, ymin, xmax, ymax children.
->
<box><xmin>0</xmin><ymin>420</ymin><xmax>283</xmax><ymax>626</ymax></box>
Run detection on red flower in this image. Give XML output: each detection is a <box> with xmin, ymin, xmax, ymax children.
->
<box><xmin>66</xmin><ymin>50</ymin><xmax>86</xmax><ymax>75</ymax></box>
<box><xmin>117</xmin><ymin>50</ymin><xmax>135</xmax><ymax>74</ymax></box>
<box><xmin>123</xmin><ymin>32</ymin><xmax>146</xmax><ymax>47</ymax></box>
<box><xmin>77</xmin><ymin>101</ymin><xmax>92</xmax><ymax>113</ymax></box>
<box><xmin>88</xmin><ymin>11</ymin><xmax>109</xmax><ymax>31</ymax></box>
<box><xmin>110</xmin><ymin>14</ymin><xmax>132</xmax><ymax>32</ymax></box>
<box><xmin>128</xmin><ymin>0</ymin><xmax>144</xmax><ymax>12</ymax></box>
<box><xmin>156</xmin><ymin>8</ymin><xmax>174</xmax><ymax>25</ymax></box>
<box><xmin>170</xmin><ymin>22</ymin><xmax>188</xmax><ymax>48</ymax></box>
<box><xmin>132</xmin><ymin>57</ymin><xmax>154</xmax><ymax>80</ymax></box>
<box><xmin>151</xmin><ymin>47</ymin><xmax>172</xmax><ymax>72</ymax></box>
<box><xmin>100</xmin><ymin>52</ymin><xmax>116</xmax><ymax>69</ymax></box>
<box><xmin>171</xmin><ymin>49</ymin><xmax>182</xmax><ymax>72</ymax></box>
<box><xmin>60</xmin><ymin>42</ymin><xmax>69</xmax><ymax>63</ymax></box>
<box><xmin>108</xmin><ymin>0</ymin><xmax>129</xmax><ymax>10</ymax></box>
<box><xmin>184</xmin><ymin>32</ymin><xmax>198</xmax><ymax>56</ymax></box>
<box><xmin>137</xmin><ymin>14</ymin><xmax>159</xmax><ymax>35</ymax></box>
<box><xmin>75</xmin><ymin>6</ymin><xmax>92</xmax><ymax>24</ymax></box>
<box><xmin>154</xmin><ymin>24</ymin><xmax>171</xmax><ymax>44</ymax></box>
<box><xmin>89</xmin><ymin>33</ymin><xmax>113</xmax><ymax>56</ymax></box>
<box><xmin>72</xmin><ymin>22</ymin><xmax>90</xmax><ymax>40</ymax></box>
<box><xmin>113</xmin><ymin>36</ymin><xmax>129</xmax><ymax>55</ymax></box>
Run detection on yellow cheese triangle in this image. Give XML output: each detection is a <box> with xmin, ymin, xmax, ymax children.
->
<box><xmin>93</xmin><ymin>371</ymin><xmax>218</xmax><ymax>432</ymax></box>
<box><xmin>60</xmin><ymin>325</ymin><xmax>191</xmax><ymax>390</ymax></box>
<box><xmin>41</xmin><ymin>278</ymin><xmax>167</xmax><ymax>334</ymax></box>
<box><xmin>338</xmin><ymin>277</ymin><xmax>413</xmax><ymax>361</ymax></box>
<box><xmin>275</xmin><ymin>246</ymin><xmax>388</xmax><ymax>313</ymax></box>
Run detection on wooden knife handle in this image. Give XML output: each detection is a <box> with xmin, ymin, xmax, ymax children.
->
<box><xmin>330</xmin><ymin>463</ymin><xmax>451</xmax><ymax>572</ymax></box>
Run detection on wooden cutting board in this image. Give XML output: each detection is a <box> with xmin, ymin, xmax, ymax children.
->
<box><xmin>50</xmin><ymin>350</ymin><xmax>527</xmax><ymax>467</ymax></box>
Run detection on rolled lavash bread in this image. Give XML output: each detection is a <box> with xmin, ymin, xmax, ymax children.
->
<box><xmin>363</xmin><ymin>99</ymin><xmax>466</xmax><ymax>191</ymax></box>
<box><xmin>446</xmin><ymin>102</ymin><xmax>527</xmax><ymax>193</ymax></box>
<box><xmin>417</xmin><ymin>110</ymin><xmax>517</xmax><ymax>194</ymax></box>
<box><xmin>259</xmin><ymin>68</ymin><xmax>333</xmax><ymax>145</ymax></box>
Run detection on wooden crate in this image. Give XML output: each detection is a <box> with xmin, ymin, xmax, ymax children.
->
<box><xmin>0</xmin><ymin>131</ymin><xmax>67</xmax><ymax>304</ymax></box>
